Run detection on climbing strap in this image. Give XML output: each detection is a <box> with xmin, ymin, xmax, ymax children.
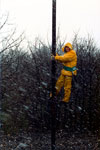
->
<box><xmin>63</xmin><ymin>66</ymin><xmax>77</xmax><ymax>72</ymax></box>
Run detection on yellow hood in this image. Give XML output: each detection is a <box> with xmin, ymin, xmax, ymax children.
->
<box><xmin>62</xmin><ymin>43</ymin><xmax>73</xmax><ymax>52</ymax></box>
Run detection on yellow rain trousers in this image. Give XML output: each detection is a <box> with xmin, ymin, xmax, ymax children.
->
<box><xmin>56</xmin><ymin>74</ymin><xmax>72</xmax><ymax>102</ymax></box>
<box><xmin>54</xmin><ymin>43</ymin><xmax>77</xmax><ymax>103</ymax></box>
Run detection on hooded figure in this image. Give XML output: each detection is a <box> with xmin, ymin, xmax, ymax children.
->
<box><xmin>53</xmin><ymin>42</ymin><xmax>77</xmax><ymax>103</ymax></box>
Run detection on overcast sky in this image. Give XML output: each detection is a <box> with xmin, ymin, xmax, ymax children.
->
<box><xmin>0</xmin><ymin>0</ymin><xmax>100</xmax><ymax>46</ymax></box>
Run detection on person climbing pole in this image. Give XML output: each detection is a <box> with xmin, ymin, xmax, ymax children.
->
<box><xmin>51</xmin><ymin>42</ymin><xmax>77</xmax><ymax>103</ymax></box>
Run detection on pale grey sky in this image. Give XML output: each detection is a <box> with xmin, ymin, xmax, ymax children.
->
<box><xmin>0</xmin><ymin>0</ymin><xmax>100</xmax><ymax>46</ymax></box>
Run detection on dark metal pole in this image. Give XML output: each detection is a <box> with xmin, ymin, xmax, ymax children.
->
<box><xmin>51</xmin><ymin>0</ymin><xmax>56</xmax><ymax>150</ymax></box>
<box><xmin>0</xmin><ymin>54</ymin><xmax>2</xmax><ymax>128</ymax></box>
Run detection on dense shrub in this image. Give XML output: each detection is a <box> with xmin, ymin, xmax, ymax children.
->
<box><xmin>0</xmin><ymin>36</ymin><xmax>100</xmax><ymax>134</ymax></box>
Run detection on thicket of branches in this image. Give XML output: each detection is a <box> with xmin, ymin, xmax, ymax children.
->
<box><xmin>0</xmin><ymin>15</ymin><xmax>100</xmax><ymax>134</ymax></box>
<box><xmin>0</xmin><ymin>35</ymin><xmax>100</xmax><ymax>134</ymax></box>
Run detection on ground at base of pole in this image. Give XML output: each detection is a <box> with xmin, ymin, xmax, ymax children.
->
<box><xmin>0</xmin><ymin>130</ymin><xmax>99</xmax><ymax>150</ymax></box>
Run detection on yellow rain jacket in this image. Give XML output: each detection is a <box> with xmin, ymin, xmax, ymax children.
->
<box><xmin>54</xmin><ymin>43</ymin><xmax>77</xmax><ymax>103</ymax></box>
<box><xmin>55</xmin><ymin>43</ymin><xmax>77</xmax><ymax>76</ymax></box>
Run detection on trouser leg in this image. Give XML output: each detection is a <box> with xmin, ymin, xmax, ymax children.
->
<box><xmin>55</xmin><ymin>74</ymin><xmax>64</xmax><ymax>95</ymax></box>
<box><xmin>63</xmin><ymin>76</ymin><xmax>72</xmax><ymax>103</ymax></box>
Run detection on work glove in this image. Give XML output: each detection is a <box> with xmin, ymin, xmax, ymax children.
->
<box><xmin>56</xmin><ymin>53</ymin><xmax>59</xmax><ymax>56</ymax></box>
<box><xmin>51</xmin><ymin>54</ymin><xmax>55</xmax><ymax>60</ymax></box>
<box><xmin>51</xmin><ymin>53</ymin><xmax>59</xmax><ymax>60</ymax></box>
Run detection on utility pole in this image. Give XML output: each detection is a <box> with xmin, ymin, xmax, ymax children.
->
<box><xmin>0</xmin><ymin>54</ymin><xmax>2</xmax><ymax>128</ymax></box>
<box><xmin>51</xmin><ymin>0</ymin><xmax>56</xmax><ymax>150</ymax></box>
